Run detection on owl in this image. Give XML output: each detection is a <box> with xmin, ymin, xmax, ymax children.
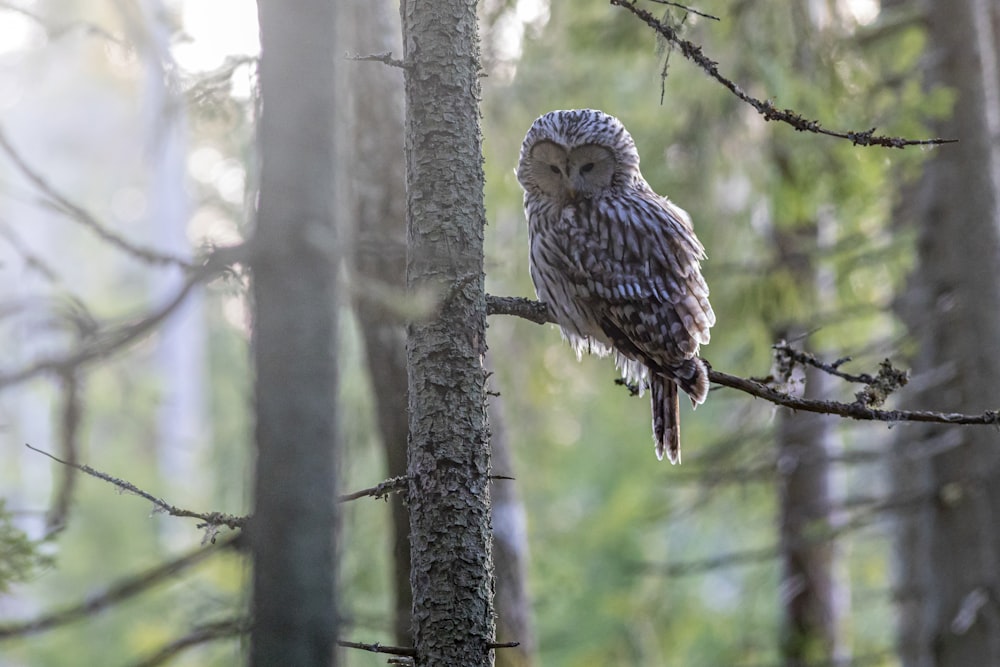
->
<box><xmin>516</xmin><ymin>109</ymin><xmax>715</xmax><ymax>463</ymax></box>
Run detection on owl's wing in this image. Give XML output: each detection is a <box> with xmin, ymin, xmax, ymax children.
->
<box><xmin>570</xmin><ymin>190</ymin><xmax>715</xmax><ymax>367</ymax></box>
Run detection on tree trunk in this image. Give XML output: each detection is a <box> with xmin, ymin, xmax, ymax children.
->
<box><xmin>776</xmin><ymin>362</ymin><xmax>842</xmax><ymax>667</ymax></box>
<box><xmin>343</xmin><ymin>0</ymin><xmax>412</xmax><ymax>645</ymax></box>
<box><xmin>402</xmin><ymin>0</ymin><xmax>494</xmax><ymax>663</ymax></box>
<box><xmin>250</xmin><ymin>2</ymin><xmax>342</xmax><ymax>665</ymax></box>
<box><xmin>893</xmin><ymin>1</ymin><xmax>1000</xmax><ymax>665</ymax></box>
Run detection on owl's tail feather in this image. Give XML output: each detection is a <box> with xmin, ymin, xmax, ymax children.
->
<box><xmin>651</xmin><ymin>376</ymin><xmax>681</xmax><ymax>464</ymax></box>
<box><xmin>669</xmin><ymin>357</ymin><xmax>710</xmax><ymax>407</ymax></box>
<box><xmin>653</xmin><ymin>357</ymin><xmax>710</xmax><ymax>463</ymax></box>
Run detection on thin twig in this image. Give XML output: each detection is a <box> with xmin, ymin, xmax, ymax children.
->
<box><xmin>610</xmin><ymin>0</ymin><xmax>956</xmax><ymax>148</ymax></box>
<box><xmin>25</xmin><ymin>444</ymin><xmax>247</xmax><ymax>532</ymax></box>
<box><xmin>648</xmin><ymin>0</ymin><xmax>720</xmax><ymax>21</ymax></box>
<box><xmin>0</xmin><ymin>534</ymin><xmax>239</xmax><ymax>640</ymax></box>
<box><xmin>487</xmin><ymin>294</ymin><xmax>1000</xmax><ymax>427</ymax></box>
<box><xmin>0</xmin><ymin>126</ymin><xmax>192</xmax><ymax>267</ymax></box>
<box><xmin>772</xmin><ymin>341</ymin><xmax>871</xmax><ymax>384</ymax></box>
<box><xmin>338</xmin><ymin>640</ymin><xmax>418</xmax><ymax>657</ymax></box>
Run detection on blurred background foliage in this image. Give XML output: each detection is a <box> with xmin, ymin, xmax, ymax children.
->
<box><xmin>0</xmin><ymin>0</ymin><xmax>949</xmax><ymax>665</ymax></box>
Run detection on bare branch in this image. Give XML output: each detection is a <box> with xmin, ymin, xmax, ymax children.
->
<box><xmin>0</xmin><ymin>243</ymin><xmax>246</xmax><ymax>391</ymax></box>
<box><xmin>488</xmin><ymin>294</ymin><xmax>1000</xmax><ymax>427</ymax></box>
<box><xmin>0</xmin><ymin>126</ymin><xmax>191</xmax><ymax>268</ymax></box>
<box><xmin>610</xmin><ymin>0</ymin><xmax>956</xmax><ymax>148</ymax></box>
<box><xmin>25</xmin><ymin>444</ymin><xmax>247</xmax><ymax>533</ymax></box>
<box><xmin>0</xmin><ymin>534</ymin><xmax>239</xmax><ymax>640</ymax></box>
<box><xmin>648</xmin><ymin>0</ymin><xmax>720</xmax><ymax>21</ymax></box>
<box><xmin>128</xmin><ymin>617</ymin><xmax>250</xmax><ymax>667</ymax></box>
<box><xmin>346</xmin><ymin>51</ymin><xmax>407</xmax><ymax>69</ymax></box>
<box><xmin>338</xmin><ymin>475</ymin><xmax>408</xmax><ymax>502</ymax></box>
<box><xmin>708</xmin><ymin>368</ymin><xmax>997</xmax><ymax>426</ymax></box>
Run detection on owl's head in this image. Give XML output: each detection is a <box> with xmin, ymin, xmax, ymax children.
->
<box><xmin>516</xmin><ymin>109</ymin><xmax>641</xmax><ymax>202</ymax></box>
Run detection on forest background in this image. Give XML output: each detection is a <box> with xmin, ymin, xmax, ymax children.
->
<box><xmin>0</xmin><ymin>0</ymin><xmax>997</xmax><ymax>666</ymax></box>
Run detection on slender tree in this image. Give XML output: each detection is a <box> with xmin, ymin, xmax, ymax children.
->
<box><xmin>251</xmin><ymin>2</ymin><xmax>342</xmax><ymax>665</ymax></box>
<box><xmin>402</xmin><ymin>0</ymin><xmax>494</xmax><ymax>663</ymax></box>
<box><xmin>893</xmin><ymin>1</ymin><xmax>1000</xmax><ymax>665</ymax></box>
<box><xmin>343</xmin><ymin>0</ymin><xmax>412</xmax><ymax>645</ymax></box>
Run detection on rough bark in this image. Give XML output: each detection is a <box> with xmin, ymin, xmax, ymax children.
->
<box><xmin>343</xmin><ymin>0</ymin><xmax>412</xmax><ymax>645</ymax></box>
<box><xmin>402</xmin><ymin>0</ymin><xmax>494</xmax><ymax>663</ymax></box>
<box><xmin>250</xmin><ymin>2</ymin><xmax>341</xmax><ymax>665</ymax></box>
<box><xmin>893</xmin><ymin>1</ymin><xmax>1000</xmax><ymax>665</ymax></box>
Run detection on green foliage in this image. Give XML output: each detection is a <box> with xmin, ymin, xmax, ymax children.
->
<box><xmin>0</xmin><ymin>499</ymin><xmax>51</xmax><ymax>594</ymax></box>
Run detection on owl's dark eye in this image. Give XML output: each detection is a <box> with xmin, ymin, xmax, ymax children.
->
<box><xmin>549</xmin><ymin>165</ymin><xmax>562</xmax><ymax>175</ymax></box>
<box><xmin>580</xmin><ymin>163</ymin><xmax>595</xmax><ymax>174</ymax></box>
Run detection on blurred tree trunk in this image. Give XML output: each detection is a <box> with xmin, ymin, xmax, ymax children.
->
<box><xmin>251</xmin><ymin>1</ymin><xmax>342</xmax><ymax>665</ymax></box>
<box><xmin>892</xmin><ymin>1</ymin><xmax>1000</xmax><ymax>665</ymax></box>
<box><xmin>402</xmin><ymin>0</ymin><xmax>494</xmax><ymax>663</ymax></box>
<box><xmin>343</xmin><ymin>0</ymin><xmax>412</xmax><ymax>646</ymax></box>
<box><xmin>775</xmin><ymin>361</ymin><xmax>841</xmax><ymax>667</ymax></box>
<box><xmin>771</xmin><ymin>5</ymin><xmax>846</xmax><ymax>662</ymax></box>
<box><xmin>489</xmin><ymin>385</ymin><xmax>536</xmax><ymax>667</ymax></box>
<box><xmin>771</xmin><ymin>217</ymin><xmax>843</xmax><ymax>667</ymax></box>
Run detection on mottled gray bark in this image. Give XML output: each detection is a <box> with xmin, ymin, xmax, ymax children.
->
<box><xmin>402</xmin><ymin>0</ymin><xmax>494</xmax><ymax>663</ymax></box>
<box><xmin>343</xmin><ymin>0</ymin><xmax>412</xmax><ymax>645</ymax></box>
<box><xmin>893</xmin><ymin>1</ymin><xmax>1000</xmax><ymax>665</ymax></box>
<box><xmin>250</xmin><ymin>2</ymin><xmax>341</xmax><ymax>665</ymax></box>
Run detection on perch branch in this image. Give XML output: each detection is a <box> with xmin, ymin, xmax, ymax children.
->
<box><xmin>487</xmin><ymin>294</ymin><xmax>1000</xmax><ymax>427</ymax></box>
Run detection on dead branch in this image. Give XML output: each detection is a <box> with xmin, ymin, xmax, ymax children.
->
<box><xmin>346</xmin><ymin>51</ymin><xmax>407</xmax><ymax>69</ymax></box>
<box><xmin>0</xmin><ymin>243</ymin><xmax>245</xmax><ymax>391</ymax></box>
<box><xmin>128</xmin><ymin>617</ymin><xmax>250</xmax><ymax>667</ymax></box>
<box><xmin>338</xmin><ymin>475</ymin><xmax>408</xmax><ymax>502</ymax></box>
<box><xmin>25</xmin><ymin>444</ymin><xmax>247</xmax><ymax>534</ymax></box>
<box><xmin>338</xmin><ymin>640</ymin><xmax>418</xmax><ymax>657</ymax></box>
<box><xmin>486</xmin><ymin>294</ymin><xmax>1000</xmax><ymax>427</ymax></box>
<box><xmin>0</xmin><ymin>126</ymin><xmax>191</xmax><ymax>267</ymax></box>
<box><xmin>0</xmin><ymin>534</ymin><xmax>239</xmax><ymax>640</ymax></box>
<box><xmin>609</xmin><ymin>0</ymin><xmax>956</xmax><ymax>148</ymax></box>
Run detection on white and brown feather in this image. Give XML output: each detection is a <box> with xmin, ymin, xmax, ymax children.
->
<box><xmin>517</xmin><ymin>109</ymin><xmax>715</xmax><ymax>463</ymax></box>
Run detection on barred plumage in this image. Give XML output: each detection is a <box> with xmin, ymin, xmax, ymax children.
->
<box><xmin>516</xmin><ymin>109</ymin><xmax>715</xmax><ymax>463</ymax></box>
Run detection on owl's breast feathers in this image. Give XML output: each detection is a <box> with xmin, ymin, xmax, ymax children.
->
<box><xmin>528</xmin><ymin>188</ymin><xmax>715</xmax><ymax>390</ymax></box>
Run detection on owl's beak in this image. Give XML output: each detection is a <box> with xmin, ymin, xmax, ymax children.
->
<box><xmin>566</xmin><ymin>186</ymin><xmax>578</xmax><ymax>201</ymax></box>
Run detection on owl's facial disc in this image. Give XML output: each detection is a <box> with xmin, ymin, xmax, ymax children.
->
<box><xmin>568</xmin><ymin>144</ymin><xmax>616</xmax><ymax>197</ymax></box>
